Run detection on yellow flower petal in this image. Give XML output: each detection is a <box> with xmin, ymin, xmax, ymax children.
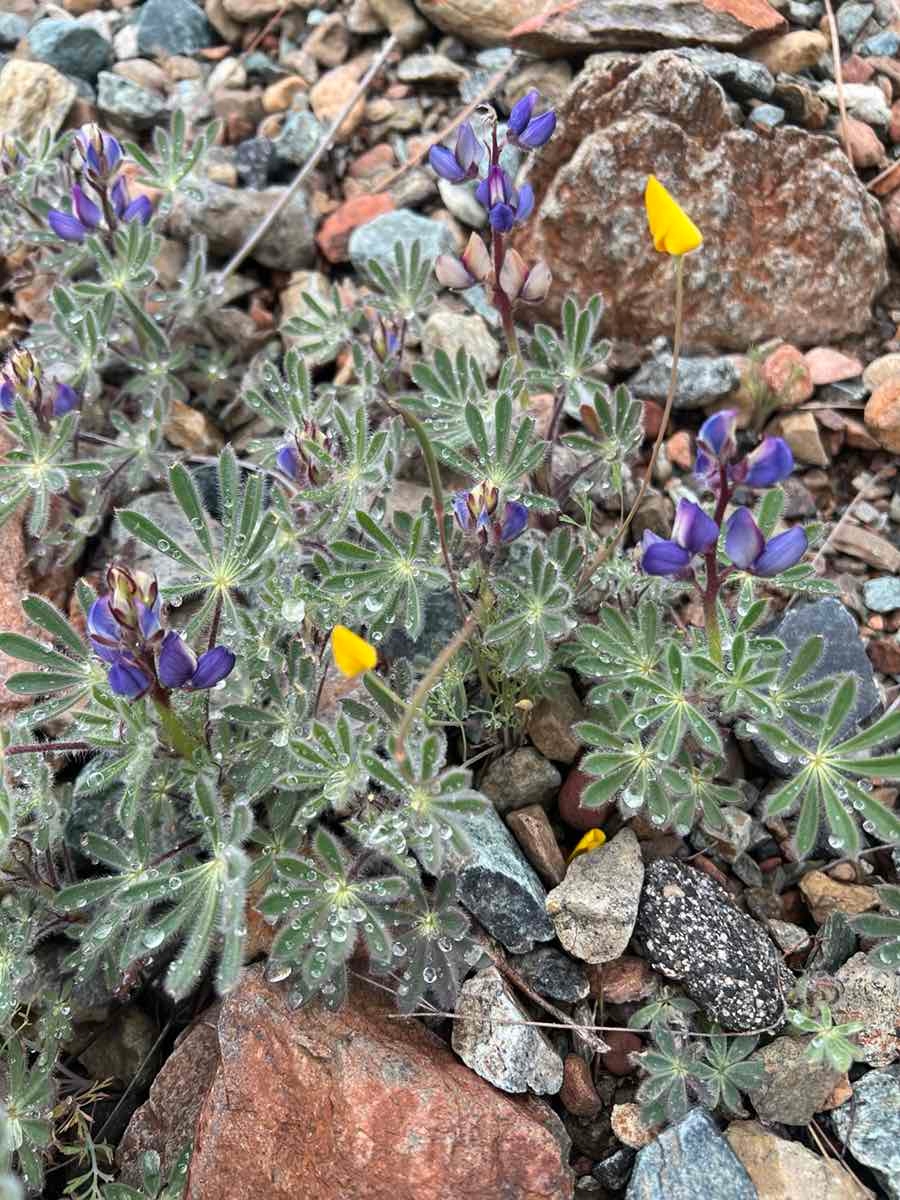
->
<box><xmin>331</xmin><ymin>625</ymin><xmax>377</xmax><ymax>678</ymax></box>
<box><xmin>567</xmin><ymin>827</ymin><xmax>606</xmax><ymax>864</ymax></box>
<box><xmin>644</xmin><ymin>174</ymin><xmax>703</xmax><ymax>256</ymax></box>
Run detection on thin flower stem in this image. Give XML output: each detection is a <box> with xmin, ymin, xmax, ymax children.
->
<box><xmin>215</xmin><ymin>35</ymin><xmax>397</xmax><ymax>285</ymax></box>
<box><xmin>4</xmin><ymin>741</ymin><xmax>91</xmax><ymax>757</ymax></box>
<box><xmin>393</xmin><ymin>612</ymin><xmax>481</xmax><ymax>766</ymax></box>
<box><xmin>822</xmin><ymin>0</ymin><xmax>852</xmax><ymax>162</ymax></box>
<box><xmin>578</xmin><ymin>253</ymin><xmax>686</xmax><ymax>591</ymax></box>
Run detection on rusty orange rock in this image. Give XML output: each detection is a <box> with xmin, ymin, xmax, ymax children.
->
<box><xmin>316</xmin><ymin>193</ymin><xmax>395</xmax><ymax>263</ymax></box>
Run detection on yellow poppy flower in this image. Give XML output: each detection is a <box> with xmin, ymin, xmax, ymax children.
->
<box><xmin>644</xmin><ymin>175</ymin><xmax>703</xmax><ymax>256</ymax></box>
<box><xmin>331</xmin><ymin>625</ymin><xmax>377</xmax><ymax>678</ymax></box>
<box><xmin>567</xmin><ymin>827</ymin><xmax>606</xmax><ymax>864</ymax></box>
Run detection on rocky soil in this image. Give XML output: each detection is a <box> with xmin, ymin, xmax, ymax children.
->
<box><xmin>5</xmin><ymin>0</ymin><xmax>900</xmax><ymax>1197</ymax></box>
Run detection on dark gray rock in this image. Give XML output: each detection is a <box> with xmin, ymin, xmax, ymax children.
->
<box><xmin>348</xmin><ymin>210</ymin><xmax>455</xmax><ymax>277</ymax></box>
<box><xmin>832</xmin><ymin>1065</ymin><xmax>900</xmax><ymax>1199</ymax></box>
<box><xmin>243</xmin><ymin>51</ymin><xmax>283</xmax><ymax>83</ymax></box>
<box><xmin>27</xmin><ymin>18</ymin><xmax>112</xmax><ymax>81</ymax></box>
<box><xmin>137</xmin><ymin>0</ymin><xmax>213</xmax><ymax>58</ymax></box>
<box><xmin>806</xmin><ymin>910</ymin><xmax>857</xmax><ymax>973</ymax></box>
<box><xmin>752</xmin><ymin>597</ymin><xmax>881</xmax><ymax>775</ymax></box>
<box><xmin>382</xmin><ymin>588</ymin><xmax>462</xmax><ymax>665</ymax></box>
<box><xmin>0</xmin><ymin>14</ymin><xmax>27</xmax><ymax>47</ymax></box>
<box><xmin>864</xmin><ymin>576</ymin><xmax>900</xmax><ymax>613</ymax></box>
<box><xmin>453</xmin><ymin>805</ymin><xmax>555</xmax><ymax>953</ymax></box>
<box><xmin>593</xmin><ymin>1147</ymin><xmax>635</xmax><ymax>1191</ymax></box>
<box><xmin>480</xmin><ymin>747</ymin><xmax>561</xmax><ymax>815</ymax></box>
<box><xmin>97</xmin><ymin>72</ymin><xmax>166</xmax><ymax>129</ymax></box>
<box><xmin>818</xmin><ymin>377</ymin><xmax>868</xmax><ymax>405</ymax></box>
<box><xmin>674</xmin><ymin>48</ymin><xmax>774</xmax><ymax>100</ymax></box>
<box><xmin>636</xmin><ymin>859</ymin><xmax>789</xmax><ymax>1031</ymax></box>
<box><xmin>514</xmin><ymin>947</ymin><xmax>590</xmax><ymax>1003</ymax></box>
<box><xmin>629</xmin><ymin>351</ymin><xmax>740</xmax><ymax>411</ymax></box>
<box><xmin>626</xmin><ymin>1109</ymin><xmax>755</xmax><ymax>1200</ymax></box>
<box><xmin>235</xmin><ymin>137</ymin><xmax>274</xmax><ymax>190</ymax></box>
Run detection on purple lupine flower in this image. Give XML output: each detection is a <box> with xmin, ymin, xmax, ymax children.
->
<box><xmin>454</xmin><ymin>483</ymin><xmax>528</xmax><ymax>544</ymax></box>
<box><xmin>642</xmin><ymin>498</ymin><xmax>719</xmax><ymax>577</ymax></box>
<box><xmin>428</xmin><ymin>121</ymin><xmax>484</xmax><ymax>184</ymax></box>
<box><xmin>87</xmin><ymin>595</ymin><xmax>123</xmax><ymax>664</ymax></box>
<box><xmin>435</xmin><ymin>232</ymin><xmax>492</xmax><ymax>291</ymax></box>
<box><xmin>725</xmin><ymin>508</ymin><xmax>807</xmax><ymax>578</ymax></box>
<box><xmin>695</xmin><ymin>409</ymin><xmax>738</xmax><ymax>481</ymax></box>
<box><xmin>108</xmin><ymin>655</ymin><xmax>153</xmax><ymax>700</ymax></box>
<box><xmin>276</xmin><ymin>442</ymin><xmax>301</xmax><ymax>479</ymax></box>
<box><xmin>732</xmin><ymin>436</ymin><xmax>794</xmax><ymax>488</ymax></box>
<box><xmin>110</xmin><ymin>177</ymin><xmax>153</xmax><ymax>225</ymax></box>
<box><xmin>507</xmin><ymin>90</ymin><xmax>557</xmax><ymax>150</ymax></box>
<box><xmin>157</xmin><ymin>632</ymin><xmax>235</xmax><ymax>690</ymax></box>
<box><xmin>72</xmin><ymin>124</ymin><xmax>123</xmax><ymax>182</ymax></box>
<box><xmin>52</xmin><ymin>382</ymin><xmax>79</xmax><ymax>416</ymax></box>
<box><xmin>475</xmin><ymin>165</ymin><xmax>534</xmax><ymax>232</ymax></box>
<box><xmin>1</xmin><ymin>349</ymin><xmax>42</xmax><ymax>415</ymax></box>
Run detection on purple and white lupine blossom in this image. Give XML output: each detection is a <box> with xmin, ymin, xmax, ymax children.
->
<box><xmin>694</xmin><ymin>410</ymin><xmax>794</xmax><ymax>491</ymax></box>
<box><xmin>428</xmin><ymin>122</ymin><xmax>483</xmax><ymax>184</ymax></box>
<box><xmin>453</xmin><ymin>482</ymin><xmax>529</xmax><ymax>546</ymax></box>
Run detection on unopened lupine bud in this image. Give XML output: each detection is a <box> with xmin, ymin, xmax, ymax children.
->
<box><xmin>498</xmin><ymin>250</ymin><xmax>551</xmax><ymax>304</ymax></box>
<box><xmin>72</xmin><ymin>124</ymin><xmax>123</xmax><ymax>182</ymax></box>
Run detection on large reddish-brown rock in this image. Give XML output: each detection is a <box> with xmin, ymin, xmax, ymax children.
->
<box><xmin>119</xmin><ymin>967</ymin><xmax>574</xmax><ymax>1200</ymax></box>
<box><xmin>515</xmin><ymin>53</ymin><xmax>886</xmax><ymax>351</ymax></box>
<box><xmin>413</xmin><ymin>0</ymin><xmax>785</xmax><ymax>51</ymax></box>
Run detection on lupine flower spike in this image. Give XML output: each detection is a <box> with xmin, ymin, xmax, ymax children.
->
<box><xmin>332</xmin><ymin>626</ymin><xmax>378</xmax><ymax>678</ymax></box>
<box><xmin>47</xmin><ymin>123</ymin><xmax>152</xmax><ymax>243</ymax></box>
<box><xmin>644</xmin><ymin>175</ymin><xmax>703</xmax><ymax>256</ymax></box>
<box><xmin>0</xmin><ymin>350</ymin><xmax>79</xmax><ymax>420</ymax></box>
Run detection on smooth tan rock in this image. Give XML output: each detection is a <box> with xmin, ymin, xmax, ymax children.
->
<box><xmin>515</xmin><ymin>53</ymin><xmax>886</xmax><ymax>351</ymax></box>
<box><xmin>725</xmin><ymin>1120</ymin><xmax>868</xmax><ymax>1200</ymax></box>
<box><xmin>163</xmin><ymin>397</ymin><xmax>223</xmax><ymax>455</ymax></box>
<box><xmin>799</xmin><ymin>869</ymin><xmax>879</xmax><ymax>924</ymax></box>
<box><xmin>310</xmin><ymin>59</ymin><xmax>370</xmax><ymax>141</ymax></box>
<box><xmin>750</xmin><ymin>29</ymin><xmax>827</xmax><ymax>74</ymax></box>
<box><xmin>863</xmin><ymin>352</ymin><xmax>900</xmax><ymax>391</ymax></box>
<box><xmin>119</xmin><ymin>967</ymin><xmax>574</xmax><ymax>1199</ymax></box>
<box><xmin>506</xmin><ymin>804</ymin><xmax>567</xmax><ymax>888</ymax></box>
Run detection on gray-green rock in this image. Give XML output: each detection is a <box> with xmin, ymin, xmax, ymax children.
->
<box><xmin>348</xmin><ymin>210</ymin><xmax>454</xmax><ymax>277</ymax></box>
<box><xmin>864</xmin><ymin>576</ymin><xmax>900</xmax><ymax>613</ymax></box>
<box><xmin>0</xmin><ymin>14</ymin><xmax>27</xmax><ymax>47</ymax></box>
<box><xmin>27</xmin><ymin>19</ymin><xmax>112</xmax><ymax>82</ymax></box>
<box><xmin>626</xmin><ymin>1109</ymin><xmax>755</xmax><ymax>1200</ymax></box>
<box><xmin>453</xmin><ymin>805</ymin><xmax>555</xmax><ymax>953</ymax></box>
<box><xmin>746</xmin><ymin>1036</ymin><xmax>843</xmax><ymax>1125</ymax></box>
<box><xmin>630</xmin><ymin>351</ymin><xmax>740</xmax><ymax>411</ymax></box>
<box><xmin>480</xmin><ymin>747</ymin><xmax>561</xmax><ymax>815</ymax></box>
<box><xmin>137</xmin><ymin>0</ymin><xmax>214</xmax><ymax>58</ymax></box>
<box><xmin>514</xmin><ymin>946</ymin><xmax>590</xmax><ymax>1003</ymax></box>
<box><xmin>274</xmin><ymin>110</ymin><xmax>323</xmax><ymax>167</ymax></box>
<box><xmin>98</xmin><ymin>72</ymin><xmax>166</xmax><ymax>129</ymax></box>
<box><xmin>833</xmin><ymin>1065</ymin><xmax>900</xmax><ymax>1199</ymax></box>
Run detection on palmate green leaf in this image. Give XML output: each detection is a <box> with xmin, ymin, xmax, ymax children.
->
<box><xmin>19</xmin><ymin>594</ymin><xmax>87</xmax><ymax>659</ymax></box>
<box><xmin>116</xmin><ymin>509</ymin><xmax>202</xmax><ymax>573</ymax></box>
<box><xmin>483</xmin><ymin>546</ymin><xmax>574</xmax><ymax>674</ymax></box>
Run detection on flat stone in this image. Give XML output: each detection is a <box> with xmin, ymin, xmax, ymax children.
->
<box><xmin>546</xmin><ymin>829</ymin><xmax>644</xmax><ymax>964</ymax></box>
<box><xmin>626</xmin><ymin>1108</ymin><xmax>755</xmax><ymax>1200</ymax></box>
<box><xmin>726</xmin><ymin>1120</ymin><xmax>868</xmax><ymax>1200</ymax></box>
<box><xmin>819</xmin><ymin>81</ymin><xmax>891</xmax><ymax>128</ymax></box>
<box><xmin>0</xmin><ymin>14</ymin><xmax>27</xmax><ymax>47</ymax></box>
<box><xmin>527</xmin><ymin>678</ymin><xmax>585</xmax><ymax>764</ymax></box>
<box><xmin>0</xmin><ymin>59</ymin><xmax>76</xmax><ymax>146</ymax></box>
<box><xmin>746</xmin><ymin>1036</ymin><xmax>844</xmax><ymax>1124</ymax></box>
<box><xmin>806</xmin><ymin>911</ymin><xmax>858</xmax><ymax>973</ymax></box>
<box><xmin>168</xmin><ymin>179</ymin><xmax>315</xmax><ymax>270</ymax></box>
<box><xmin>514</xmin><ymin>946</ymin><xmax>590</xmax><ymax>1003</ymax></box>
<box><xmin>454</xmin><ymin>804</ymin><xmax>555</xmax><ymax>953</ymax></box>
<box><xmin>515</xmin><ymin>53</ymin><xmax>887</xmax><ymax>351</ymax></box>
<box><xmin>452</xmin><ymin>966</ymin><xmax>564</xmax><ymax>1095</ymax></box>
<box><xmin>636</xmin><ymin>859</ymin><xmax>788</xmax><ymax>1031</ymax></box>
<box><xmin>861</xmin><ymin>29</ymin><xmax>900</xmax><ymax>55</ymax></box>
<box><xmin>422</xmin><ymin>309</ymin><xmax>500</xmax><ymax>379</ymax></box>
<box><xmin>837</xmin><ymin>1</ymin><xmax>874</xmax><ymax>44</ymax></box>
<box><xmin>348</xmin><ymin>210</ymin><xmax>455</xmax><ymax>277</ymax></box>
<box><xmin>397</xmin><ymin>52</ymin><xmax>467</xmax><ymax>84</ymax></box>
<box><xmin>98</xmin><ymin>71</ymin><xmax>167</xmax><ymax>129</ymax></box>
<box><xmin>833</xmin><ymin>1065</ymin><xmax>900</xmax><ymax>1199</ymax></box>
<box><xmin>480</xmin><ymin>747</ymin><xmax>561</xmax><ymax>815</ymax></box>
<box><xmin>120</xmin><ymin>967</ymin><xmax>574</xmax><ymax>1199</ymax></box>
<box><xmin>27</xmin><ymin>18</ymin><xmax>112</xmax><ymax>82</ymax></box>
<box><xmin>864</xmin><ymin>577</ymin><xmax>900</xmax><ymax>612</ymax></box>
<box><xmin>274</xmin><ymin>110</ymin><xmax>324</xmax><ymax>167</ymax></box>
<box><xmin>833</xmin><ymin>952</ymin><xmax>900</xmax><ymax>1067</ymax></box>
<box><xmin>753</xmin><ymin>598</ymin><xmax>881</xmax><ymax>775</ymax></box>
<box><xmin>674</xmin><ymin>47</ymin><xmax>774</xmax><ymax>99</ymax></box>
<box><xmin>137</xmin><ymin>0</ymin><xmax>214</xmax><ymax>57</ymax></box>
<box><xmin>506</xmin><ymin>804</ymin><xmax>568</xmax><ymax>888</ymax></box>
<box><xmin>799</xmin><ymin>870</ymin><xmax>879</xmax><ymax>924</ymax></box>
<box><xmin>630</xmin><ymin>351</ymin><xmax>740</xmax><ymax>410</ymax></box>
<box><xmin>511</xmin><ymin>0</ymin><xmax>786</xmax><ymax>55</ymax></box>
